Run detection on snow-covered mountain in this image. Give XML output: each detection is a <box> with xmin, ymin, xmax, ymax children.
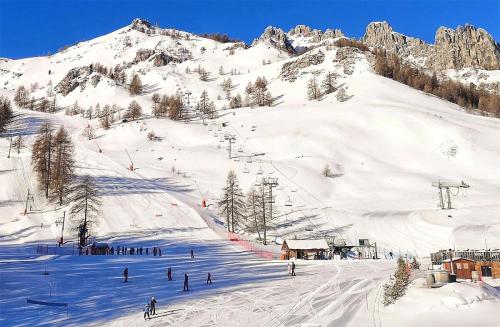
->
<box><xmin>1</xmin><ymin>18</ymin><xmax>500</xmax><ymax>326</ymax></box>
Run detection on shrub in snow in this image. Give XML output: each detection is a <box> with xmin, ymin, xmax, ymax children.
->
<box><xmin>410</xmin><ymin>257</ymin><xmax>421</xmax><ymax>270</ymax></box>
<box><xmin>322</xmin><ymin>164</ymin><xmax>334</xmax><ymax>177</ymax></box>
<box><xmin>383</xmin><ymin>257</ymin><xmax>411</xmax><ymax>306</ymax></box>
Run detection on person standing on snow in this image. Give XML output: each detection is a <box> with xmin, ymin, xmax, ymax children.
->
<box><xmin>150</xmin><ymin>297</ymin><xmax>157</xmax><ymax>315</ymax></box>
<box><xmin>167</xmin><ymin>267</ymin><xmax>172</xmax><ymax>281</ymax></box>
<box><xmin>143</xmin><ymin>302</ymin><xmax>150</xmax><ymax>320</ymax></box>
<box><xmin>291</xmin><ymin>261</ymin><xmax>296</xmax><ymax>276</ymax></box>
<box><xmin>190</xmin><ymin>249</ymin><xmax>194</xmax><ymax>259</ymax></box>
<box><xmin>153</xmin><ymin>247</ymin><xmax>157</xmax><ymax>256</ymax></box>
<box><xmin>123</xmin><ymin>268</ymin><xmax>129</xmax><ymax>283</ymax></box>
<box><xmin>287</xmin><ymin>261</ymin><xmax>291</xmax><ymax>274</ymax></box>
<box><xmin>206</xmin><ymin>272</ymin><xmax>212</xmax><ymax>284</ymax></box>
<box><xmin>183</xmin><ymin>274</ymin><xmax>189</xmax><ymax>291</ymax></box>
<box><xmin>158</xmin><ymin>248</ymin><xmax>162</xmax><ymax>256</ymax></box>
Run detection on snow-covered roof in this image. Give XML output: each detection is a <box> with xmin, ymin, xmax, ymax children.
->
<box><xmin>284</xmin><ymin>239</ymin><xmax>329</xmax><ymax>250</ymax></box>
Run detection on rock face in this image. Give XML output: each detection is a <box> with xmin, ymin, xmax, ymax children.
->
<box><xmin>134</xmin><ymin>49</ymin><xmax>154</xmax><ymax>63</ymax></box>
<box><xmin>55</xmin><ymin>66</ymin><xmax>92</xmax><ymax>96</ymax></box>
<box><xmin>362</xmin><ymin>21</ymin><xmax>500</xmax><ymax>71</ymax></box>
<box><xmin>287</xmin><ymin>24</ymin><xmax>343</xmax><ymax>43</ymax></box>
<box><xmin>280</xmin><ymin>50</ymin><xmax>325</xmax><ymax>81</ymax></box>
<box><xmin>432</xmin><ymin>25</ymin><xmax>500</xmax><ymax>70</ymax></box>
<box><xmin>362</xmin><ymin>22</ymin><xmax>432</xmax><ymax>61</ymax></box>
<box><xmin>130</xmin><ymin>18</ymin><xmax>153</xmax><ymax>33</ymax></box>
<box><xmin>252</xmin><ymin>26</ymin><xmax>295</xmax><ymax>54</ymax></box>
<box><xmin>133</xmin><ymin>48</ymin><xmax>183</xmax><ymax>66</ymax></box>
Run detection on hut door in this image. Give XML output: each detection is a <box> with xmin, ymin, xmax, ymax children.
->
<box><xmin>481</xmin><ymin>266</ymin><xmax>492</xmax><ymax>277</ymax></box>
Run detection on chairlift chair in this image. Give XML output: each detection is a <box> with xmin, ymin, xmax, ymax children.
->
<box><xmin>234</xmin><ymin>157</ymin><xmax>240</xmax><ymax>162</ymax></box>
<box><xmin>247</xmin><ymin>158</ymin><xmax>253</xmax><ymax>163</ymax></box>
<box><xmin>243</xmin><ymin>165</ymin><xmax>250</xmax><ymax>173</ymax></box>
<box><xmin>255</xmin><ymin>178</ymin><xmax>262</xmax><ymax>187</ymax></box>
<box><xmin>285</xmin><ymin>196</ymin><xmax>292</xmax><ymax>207</ymax></box>
<box><xmin>257</xmin><ymin>166</ymin><xmax>263</xmax><ymax>175</ymax></box>
<box><xmin>237</xmin><ymin>147</ymin><xmax>243</xmax><ymax>153</ymax></box>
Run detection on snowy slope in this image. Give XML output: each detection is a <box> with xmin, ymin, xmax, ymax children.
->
<box><xmin>1</xmin><ymin>19</ymin><xmax>500</xmax><ymax>327</ymax></box>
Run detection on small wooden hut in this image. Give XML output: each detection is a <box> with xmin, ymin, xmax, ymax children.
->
<box><xmin>281</xmin><ymin>239</ymin><xmax>330</xmax><ymax>260</ymax></box>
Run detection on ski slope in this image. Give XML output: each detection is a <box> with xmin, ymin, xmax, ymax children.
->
<box><xmin>1</xmin><ymin>19</ymin><xmax>500</xmax><ymax>326</ymax></box>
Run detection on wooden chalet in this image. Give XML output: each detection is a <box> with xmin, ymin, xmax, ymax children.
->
<box><xmin>281</xmin><ymin>239</ymin><xmax>330</xmax><ymax>260</ymax></box>
<box><xmin>431</xmin><ymin>250</ymin><xmax>500</xmax><ymax>279</ymax></box>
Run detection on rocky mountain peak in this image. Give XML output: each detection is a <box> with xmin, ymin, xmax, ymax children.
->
<box><xmin>252</xmin><ymin>26</ymin><xmax>295</xmax><ymax>54</ymax></box>
<box><xmin>432</xmin><ymin>24</ymin><xmax>500</xmax><ymax>70</ymax></box>
<box><xmin>130</xmin><ymin>18</ymin><xmax>153</xmax><ymax>32</ymax></box>
<box><xmin>362</xmin><ymin>21</ymin><xmax>431</xmax><ymax>60</ymax></box>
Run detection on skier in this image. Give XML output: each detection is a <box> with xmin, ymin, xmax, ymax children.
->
<box><xmin>206</xmin><ymin>272</ymin><xmax>212</xmax><ymax>284</ymax></box>
<box><xmin>190</xmin><ymin>249</ymin><xmax>194</xmax><ymax>259</ymax></box>
<box><xmin>167</xmin><ymin>267</ymin><xmax>172</xmax><ymax>281</ymax></box>
<box><xmin>117</xmin><ymin>246</ymin><xmax>120</xmax><ymax>255</ymax></box>
<box><xmin>146</xmin><ymin>248</ymin><xmax>149</xmax><ymax>255</ymax></box>
<box><xmin>183</xmin><ymin>274</ymin><xmax>189</xmax><ymax>291</ymax></box>
<box><xmin>150</xmin><ymin>297</ymin><xmax>157</xmax><ymax>315</ymax></box>
<box><xmin>123</xmin><ymin>268</ymin><xmax>129</xmax><ymax>283</ymax></box>
<box><xmin>140</xmin><ymin>247</ymin><xmax>143</xmax><ymax>255</ymax></box>
<box><xmin>143</xmin><ymin>302</ymin><xmax>150</xmax><ymax>320</ymax></box>
<box><xmin>153</xmin><ymin>247</ymin><xmax>157</xmax><ymax>256</ymax></box>
<box><xmin>291</xmin><ymin>261</ymin><xmax>296</xmax><ymax>276</ymax></box>
<box><xmin>389</xmin><ymin>251</ymin><xmax>393</xmax><ymax>259</ymax></box>
<box><xmin>158</xmin><ymin>248</ymin><xmax>162</xmax><ymax>256</ymax></box>
<box><xmin>110</xmin><ymin>246</ymin><xmax>114</xmax><ymax>255</ymax></box>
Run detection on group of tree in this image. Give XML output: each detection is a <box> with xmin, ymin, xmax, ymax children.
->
<box><xmin>14</xmin><ymin>85</ymin><xmax>58</xmax><ymax>113</ymax></box>
<box><xmin>32</xmin><ymin>123</ymin><xmax>75</xmax><ymax>204</ymax></box>
<box><xmin>334</xmin><ymin>38</ymin><xmax>370</xmax><ymax>52</ymax></box>
<box><xmin>218</xmin><ymin>170</ymin><xmax>277</xmax><ymax>245</ymax></box>
<box><xmin>0</xmin><ymin>96</ymin><xmax>13</xmax><ymax>134</ymax></box>
<box><xmin>152</xmin><ymin>93</ymin><xmax>183</xmax><ymax>120</ymax></box>
<box><xmin>245</xmin><ymin>77</ymin><xmax>274</xmax><ymax>107</ymax></box>
<box><xmin>31</xmin><ymin>123</ymin><xmax>101</xmax><ymax>247</ymax></box>
<box><xmin>374</xmin><ymin>50</ymin><xmax>500</xmax><ymax>117</ymax></box>
<box><xmin>306</xmin><ymin>72</ymin><xmax>339</xmax><ymax>101</ymax></box>
<box><xmin>221</xmin><ymin>78</ymin><xmax>233</xmax><ymax>99</ymax></box>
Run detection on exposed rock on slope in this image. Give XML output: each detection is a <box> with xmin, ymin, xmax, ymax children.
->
<box><xmin>252</xmin><ymin>26</ymin><xmax>295</xmax><ymax>54</ymax></box>
<box><xmin>432</xmin><ymin>25</ymin><xmax>500</xmax><ymax>70</ymax></box>
<box><xmin>362</xmin><ymin>21</ymin><xmax>500</xmax><ymax>71</ymax></box>
<box><xmin>362</xmin><ymin>22</ymin><xmax>432</xmax><ymax>64</ymax></box>
<box><xmin>280</xmin><ymin>50</ymin><xmax>325</xmax><ymax>81</ymax></box>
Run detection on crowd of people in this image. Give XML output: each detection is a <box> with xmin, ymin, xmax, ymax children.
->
<box><xmin>78</xmin><ymin>243</ymin><xmax>163</xmax><ymax>256</ymax></box>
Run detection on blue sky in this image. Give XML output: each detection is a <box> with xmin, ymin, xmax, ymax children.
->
<box><xmin>0</xmin><ymin>0</ymin><xmax>498</xmax><ymax>59</ymax></box>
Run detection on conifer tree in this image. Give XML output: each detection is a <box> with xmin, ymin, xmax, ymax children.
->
<box><xmin>32</xmin><ymin>123</ymin><xmax>54</xmax><ymax>198</ymax></box>
<box><xmin>321</xmin><ymin>71</ymin><xmax>338</xmax><ymax>94</ymax></box>
<box><xmin>383</xmin><ymin>257</ymin><xmax>411</xmax><ymax>306</ymax></box>
<box><xmin>13</xmin><ymin>135</ymin><xmax>24</xmax><ymax>154</ymax></box>
<box><xmin>126</xmin><ymin>100</ymin><xmax>142</xmax><ymax>121</ymax></box>
<box><xmin>50</xmin><ymin>127</ymin><xmax>75</xmax><ymax>205</ymax></box>
<box><xmin>307</xmin><ymin>76</ymin><xmax>321</xmax><ymax>100</ymax></box>
<box><xmin>218</xmin><ymin>170</ymin><xmax>245</xmax><ymax>232</ymax></box>
<box><xmin>67</xmin><ymin>175</ymin><xmax>101</xmax><ymax>248</ymax></box>
<box><xmin>0</xmin><ymin>96</ymin><xmax>13</xmax><ymax>134</ymax></box>
<box><xmin>245</xmin><ymin>186</ymin><xmax>263</xmax><ymax>240</ymax></box>
<box><xmin>129</xmin><ymin>74</ymin><xmax>143</xmax><ymax>95</ymax></box>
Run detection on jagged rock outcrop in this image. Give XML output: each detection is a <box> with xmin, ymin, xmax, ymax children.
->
<box><xmin>334</xmin><ymin>47</ymin><xmax>366</xmax><ymax>75</ymax></box>
<box><xmin>133</xmin><ymin>49</ymin><xmax>183</xmax><ymax>66</ymax></box>
<box><xmin>252</xmin><ymin>26</ymin><xmax>295</xmax><ymax>54</ymax></box>
<box><xmin>55</xmin><ymin>66</ymin><xmax>92</xmax><ymax>96</ymax></box>
<box><xmin>134</xmin><ymin>49</ymin><xmax>154</xmax><ymax>63</ymax></box>
<box><xmin>363</xmin><ymin>21</ymin><xmax>500</xmax><ymax>71</ymax></box>
<box><xmin>431</xmin><ymin>25</ymin><xmax>500</xmax><ymax>70</ymax></box>
<box><xmin>362</xmin><ymin>21</ymin><xmax>432</xmax><ymax>61</ymax></box>
<box><xmin>280</xmin><ymin>50</ymin><xmax>325</xmax><ymax>81</ymax></box>
<box><xmin>288</xmin><ymin>25</ymin><xmax>343</xmax><ymax>43</ymax></box>
<box><xmin>130</xmin><ymin>18</ymin><xmax>153</xmax><ymax>33</ymax></box>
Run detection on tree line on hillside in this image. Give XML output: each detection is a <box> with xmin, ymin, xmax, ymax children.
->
<box><xmin>218</xmin><ymin>170</ymin><xmax>278</xmax><ymax>245</ymax></box>
<box><xmin>31</xmin><ymin>123</ymin><xmax>101</xmax><ymax>247</ymax></box>
<box><xmin>374</xmin><ymin>50</ymin><xmax>500</xmax><ymax>117</ymax></box>
<box><xmin>199</xmin><ymin>33</ymin><xmax>241</xmax><ymax>43</ymax></box>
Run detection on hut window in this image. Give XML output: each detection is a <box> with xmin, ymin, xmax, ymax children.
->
<box><xmin>463</xmin><ymin>263</ymin><xmax>468</xmax><ymax>270</ymax></box>
<box><xmin>456</xmin><ymin>263</ymin><xmax>462</xmax><ymax>269</ymax></box>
